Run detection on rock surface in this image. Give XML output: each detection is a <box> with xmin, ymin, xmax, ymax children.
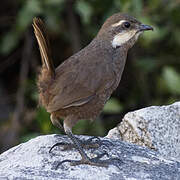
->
<box><xmin>0</xmin><ymin>134</ymin><xmax>180</xmax><ymax>180</ymax></box>
<box><xmin>107</xmin><ymin>102</ymin><xmax>180</xmax><ymax>161</ymax></box>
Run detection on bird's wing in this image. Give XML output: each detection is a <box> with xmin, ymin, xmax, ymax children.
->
<box><xmin>46</xmin><ymin>56</ymin><xmax>115</xmax><ymax>113</ymax></box>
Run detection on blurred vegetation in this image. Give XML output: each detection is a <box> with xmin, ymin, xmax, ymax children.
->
<box><xmin>0</xmin><ymin>0</ymin><xmax>180</xmax><ymax>153</ymax></box>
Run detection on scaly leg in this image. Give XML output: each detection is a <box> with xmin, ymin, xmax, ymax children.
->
<box><xmin>53</xmin><ymin>129</ymin><xmax>121</xmax><ymax>169</ymax></box>
<box><xmin>49</xmin><ymin>115</ymin><xmax>111</xmax><ymax>152</ymax></box>
<box><xmin>50</xmin><ymin>117</ymin><xmax>121</xmax><ymax>168</ymax></box>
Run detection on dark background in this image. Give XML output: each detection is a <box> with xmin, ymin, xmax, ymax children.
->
<box><xmin>0</xmin><ymin>0</ymin><xmax>180</xmax><ymax>153</ymax></box>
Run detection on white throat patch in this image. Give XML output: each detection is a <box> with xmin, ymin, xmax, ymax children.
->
<box><xmin>112</xmin><ymin>30</ymin><xmax>142</xmax><ymax>48</ymax></box>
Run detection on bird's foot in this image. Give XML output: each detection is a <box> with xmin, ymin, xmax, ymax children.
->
<box><xmin>53</xmin><ymin>152</ymin><xmax>121</xmax><ymax>169</ymax></box>
<box><xmin>50</xmin><ymin>132</ymin><xmax>121</xmax><ymax>169</ymax></box>
<box><xmin>49</xmin><ymin>136</ymin><xmax>111</xmax><ymax>152</ymax></box>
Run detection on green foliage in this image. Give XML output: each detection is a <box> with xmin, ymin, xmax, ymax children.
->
<box><xmin>103</xmin><ymin>98</ymin><xmax>123</xmax><ymax>114</ymax></box>
<box><xmin>135</xmin><ymin>58</ymin><xmax>157</xmax><ymax>74</ymax></box>
<box><xmin>20</xmin><ymin>133</ymin><xmax>40</xmax><ymax>143</ymax></box>
<box><xmin>17</xmin><ymin>0</ymin><xmax>42</xmax><ymax>30</ymax></box>
<box><xmin>0</xmin><ymin>30</ymin><xmax>20</xmax><ymax>54</ymax></box>
<box><xmin>73</xmin><ymin>119</ymin><xmax>105</xmax><ymax>136</ymax></box>
<box><xmin>162</xmin><ymin>67</ymin><xmax>180</xmax><ymax>94</ymax></box>
<box><xmin>76</xmin><ymin>1</ymin><xmax>92</xmax><ymax>24</ymax></box>
<box><xmin>36</xmin><ymin>107</ymin><xmax>53</xmax><ymax>134</ymax></box>
<box><xmin>0</xmin><ymin>0</ymin><xmax>42</xmax><ymax>54</ymax></box>
<box><xmin>0</xmin><ymin>0</ymin><xmax>65</xmax><ymax>54</ymax></box>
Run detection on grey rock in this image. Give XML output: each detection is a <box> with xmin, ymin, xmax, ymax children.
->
<box><xmin>0</xmin><ymin>134</ymin><xmax>180</xmax><ymax>180</ymax></box>
<box><xmin>107</xmin><ymin>102</ymin><xmax>180</xmax><ymax>161</ymax></box>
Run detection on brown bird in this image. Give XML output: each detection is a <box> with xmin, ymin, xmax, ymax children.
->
<box><xmin>32</xmin><ymin>13</ymin><xmax>153</xmax><ymax>168</ymax></box>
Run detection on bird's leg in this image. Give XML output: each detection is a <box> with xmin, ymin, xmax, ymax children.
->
<box><xmin>50</xmin><ymin>114</ymin><xmax>64</xmax><ymax>131</ymax></box>
<box><xmin>52</xmin><ymin>122</ymin><xmax>121</xmax><ymax>169</ymax></box>
<box><xmin>49</xmin><ymin>115</ymin><xmax>111</xmax><ymax>152</ymax></box>
<box><xmin>49</xmin><ymin>114</ymin><xmax>67</xmax><ymax>152</ymax></box>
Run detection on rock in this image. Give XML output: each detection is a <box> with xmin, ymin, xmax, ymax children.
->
<box><xmin>107</xmin><ymin>102</ymin><xmax>180</xmax><ymax>161</ymax></box>
<box><xmin>0</xmin><ymin>134</ymin><xmax>180</xmax><ymax>180</ymax></box>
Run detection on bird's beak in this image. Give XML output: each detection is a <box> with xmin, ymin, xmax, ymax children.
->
<box><xmin>139</xmin><ymin>24</ymin><xmax>153</xmax><ymax>31</ymax></box>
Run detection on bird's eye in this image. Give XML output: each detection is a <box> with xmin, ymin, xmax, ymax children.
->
<box><xmin>123</xmin><ymin>22</ymin><xmax>131</xmax><ymax>28</ymax></box>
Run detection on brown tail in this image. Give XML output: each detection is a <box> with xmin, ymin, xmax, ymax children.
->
<box><xmin>32</xmin><ymin>17</ymin><xmax>55</xmax><ymax>78</ymax></box>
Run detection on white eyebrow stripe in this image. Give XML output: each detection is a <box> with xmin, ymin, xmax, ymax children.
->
<box><xmin>112</xmin><ymin>20</ymin><xmax>126</xmax><ymax>27</ymax></box>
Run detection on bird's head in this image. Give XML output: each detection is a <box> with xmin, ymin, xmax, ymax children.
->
<box><xmin>97</xmin><ymin>13</ymin><xmax>153</xmax><ymax>49</ymax></box>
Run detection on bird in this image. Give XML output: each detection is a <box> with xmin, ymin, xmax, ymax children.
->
<box><xmin>32</xmin><ymin>13</ymin><xmax>153</xmax><ymax>168</ymax></box>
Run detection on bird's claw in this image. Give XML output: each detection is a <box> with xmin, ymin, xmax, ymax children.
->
<box><xmin>49</xmin><ymin>142</ymin><xmax>74</xmax><ymax>153</ymax></box>
<box><xmin>53</xmin><ymin>152</ymin><xmax>121</xmax><ymax>169</ymax></box>
<box><xmin>49</xmin><ymin>136</ymin><xmax>113</xmax><ymax>153</ymax></box>
<box><xmin>79</xmin><ymin>136</ymin><xmax>113</xmax><ymax>150</ymax></box>
<box><xmin>54</xmin><ymin>152</ymin><xmax>108</xmax><ymax>169</ymax></box>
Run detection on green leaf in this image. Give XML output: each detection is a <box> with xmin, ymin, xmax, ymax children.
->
<box><xmin>20</xmin><ymin>133</ymin><xmax>39</xmax><ymax>143</ymax></box>
<box><xmin>0</xmin><ymin>0</ymin><xmax>42</xmax><ymax>54</ymax></box>
<box><xmin>36</xmin><ymin>107</ymin><xmax>53</xmax><ymax>133</ymax></box>
<box><xmin>75</xmin><ymin>1</ymin><xmax>93</xmax><ymax>24</ymax></box>
<box><xmin>136</xmin><ymin>58</ymin><xmax>157</xmax><ymax>73</ymax></box>
<box><xmin>73</xmin><ymin>118</ymin><xmax>105</xmax><ymax>136</ymax></box>
<box><xmin>132</xmin><ymin>0</ymin><xmax>142</xmax><ymax>15</ymax></box>
<box><xmin>162</xmin><ymin>67</ymin><xmax>180</xmax><ymax>94</ymax></box>
<box><xmin>17</xmin><ymin>0</ymin><xmax>42</xmax><ymax>31</ymax></box>
<box><xmin>46</xmin><ymin>0</ymin><xmax>64</xmax><ymax>6</ymax></box>
<box><xmin>0</xmin><ymin>30</ymin><xmax>20</xmax><ymax>54</ymax></box>
<box><xmin>103</xmin><ymin>98</ymin><xmax>123</xmax><ymax>113</ymax></box>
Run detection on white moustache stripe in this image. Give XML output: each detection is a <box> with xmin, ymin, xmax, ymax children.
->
<box><xmin>112</xmin><ymin>30</ymin><xmax>138</xmax><ymax>48</ymax></box>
